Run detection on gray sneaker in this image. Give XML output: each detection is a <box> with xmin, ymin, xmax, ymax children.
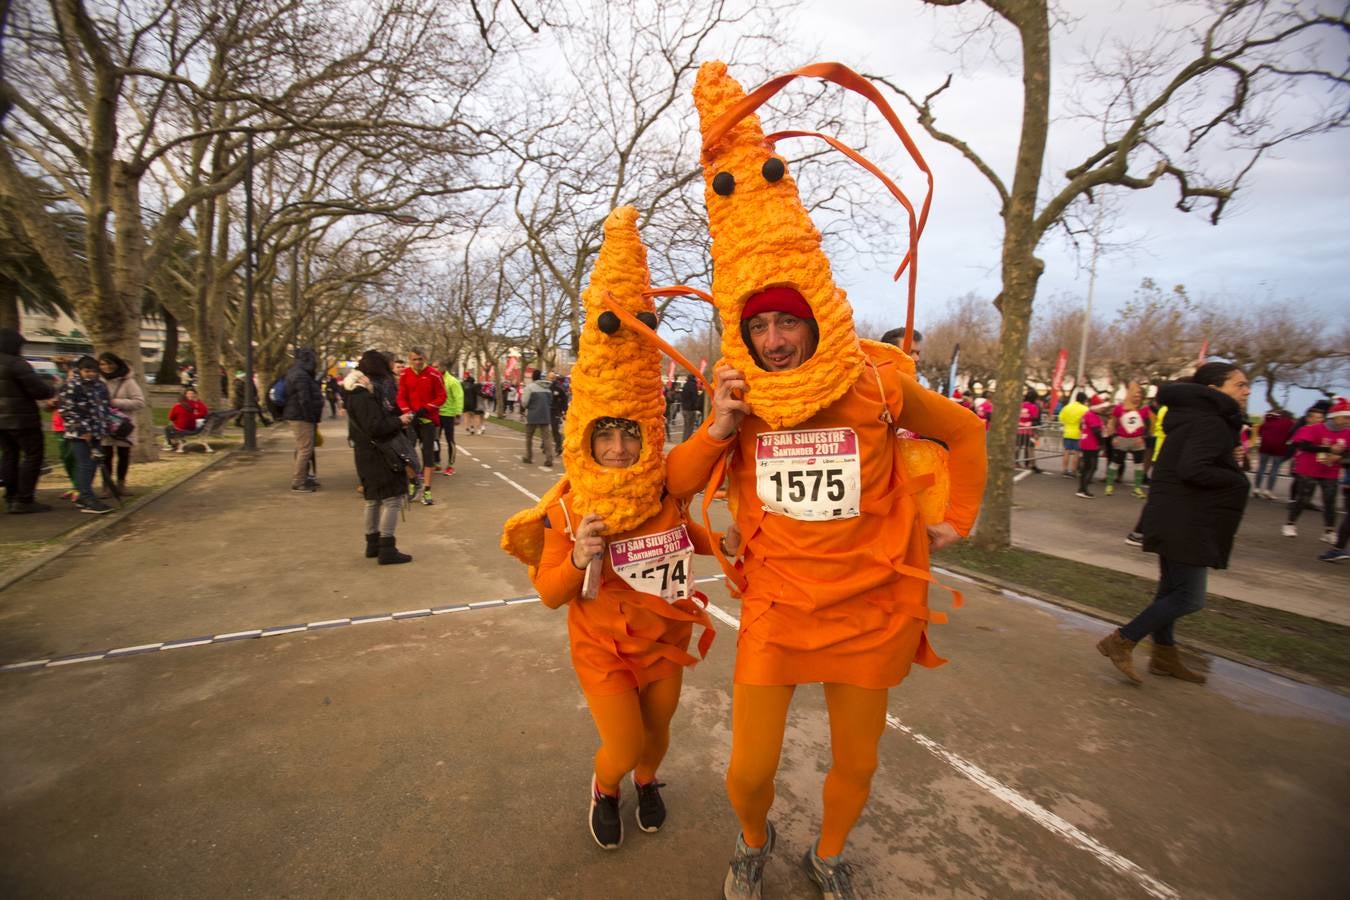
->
<box><xmin>723</xmin><ymin>821</ymin><xmax>775</xmax><ymax>899</ymax></box>
<box><xmin>803</xmin><ymin>845</ymin><xmax>858</xmax><ymax>899</ymax></box>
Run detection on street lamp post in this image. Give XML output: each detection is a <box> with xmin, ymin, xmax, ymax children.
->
<box><xmin>1074</xmin><ymin>207</ymin><xmax>1103</xmax><ymax>396</ymax></box>
<box><xmin>241</xmin><ymin>132</ymin><xmax>259</xmax><ymax>451</ymax></box>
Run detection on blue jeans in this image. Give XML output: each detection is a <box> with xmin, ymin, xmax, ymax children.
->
<box><xmin>1255</xmin><ymin>453</ymin><xmax>1285</xmax><ymax>492</ymax></box>
<box><xmin>67</xmin><ymin>438</ymin><xmax>99</xmax><ymax>505</ymax></box>
<box><xmin>1120</xmin><ymin>557</ymin><xmax>1207</xmax><ymax>646</ymax></box>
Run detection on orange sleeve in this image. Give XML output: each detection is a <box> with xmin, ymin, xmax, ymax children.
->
<box><xmin>897</xmin><ymin>377</ymin><xmax>987</xmax><ymax>536</ymax></box>
<box><xmin>529</xmin><ymin>508</ymin><xmax>586</xmax><ymax>609</ymax></box>
<box><xmin>666</xmin><ymin>418</ymin><xmax>736</xmax><ymax>499</ymax></box>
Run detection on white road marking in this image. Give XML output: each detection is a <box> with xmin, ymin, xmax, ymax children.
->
<box><xmin>1014</xmin><ymin>469</ymin><xmax>1033</xmax><ymax>483</ymax></box>
<box><xmin>493</xmin><ymin>470</ymin><xmax>541</xmax><ymax>502</ymax></box>
<box><xmin>705</xmin><ymin>601</ymin><xmax>1178</xmax><ymax>900</ymax></box>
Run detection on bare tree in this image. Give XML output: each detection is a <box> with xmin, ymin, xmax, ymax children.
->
<box><xmin>1202</xmin><ymin>298</ymin><xmax>1350</xmax><ymax>409</ymax></box>
<box><xmin>874</xmin><ymin>0</ymin><xmax>1350</xmax><ymax>548</ymax></box>
<box><xmin>920</xmin><ymin>291</ymin><xmax>1001</xmax><ymax>391</ymax></box>
<box><xmin>1</xmin><ymin>0</ymin><xmax>498</xmax><ymax>455</ymax></box>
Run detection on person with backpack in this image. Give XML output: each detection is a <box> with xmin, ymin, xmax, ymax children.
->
<box><xmin>283</xmin><ymin>348</ymin><xmax>324</xmax><ymax>493</ymax></box>
<box><xmin>59</xmin><ymin>356</ymin><xmax>114</xmax><ymax>514</ymax></box>
<box><xmin>346</xmin><ymin>351</ymin><xmax>415</xmax><ymax>564</ymax></box>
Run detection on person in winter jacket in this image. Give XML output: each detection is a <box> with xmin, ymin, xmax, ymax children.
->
<box><xmin>396</xmin><ymin>348</ymin><xmax>446</xmax><ymax>503</ymax></box>
<box><xmin>59</xmin><ymin>356</ymin><xmax>115</xmax><ymax>514</ymax></box>
<box><xmin>0</xmin><ymin>327</ymin><xmax>58</xmax><ymax>513</ymax></box>
<box><xmin>1253</xmin><ymin>408</ymin><xmax>1296</xmax><ymax>500</ymax></box>
<box><xmin>346</xmin><ymin>350</ymin><xmax>415</xmax><ymax>564</ymax></box>
<box><xmin>283</xmin><ymin>347</ymin><xmax>324</xmax><ymax>492</ymax></box>
<box><xmin>1097</xmin><ymin>362</ymin><xmax>1251</xmax><ymax>685</ymax></box>
<box><xmin>520</xmin><ymin>370</ymin><xmax>554</xmax><ymax>466</ymax></box>
<box><xmin>164</xmin><ymin>388</ymin><xmax>210</xmax><ymax>451</ymax></box>
<box><xmin>461</xmin><ymin>373</ymin><xmax>483</xmax><ymax>434</ymax></box>
<box><xmin>98</xmin><ymin>351</ymin><xmax>147</xmax><ymax>496</ymax></box>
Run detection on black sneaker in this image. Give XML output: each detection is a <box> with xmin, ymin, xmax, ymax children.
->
<box><xmin>1075</xmin><ymin>490</ymin><xmax>1093</xmax><ymax>499</ymax></box>
<box><xmin>1125</xmin><ymin>531</ymin><xmax>1144</xmax><ymax>547</ymax></box>
<box><xmin>633</xmin><ymin>776</ymin><xmax>666</xmax><ymax>833</ymax></box>
<box><xmin>9</xmin><ymin>501</ymin><xmax>52</xmax><ymax>514</ymax></box>
<box><xmin>78</xmin><ymin>500</ymin><xmax>113</xmax><ymax>515</ymax></box>
<box><xmin>589</xmin><ymin>776</ymin><xmax>622</xmax><ymax>849</ymax></box>
<box><xmin>291</xmin><ymin>483</ymin><xmax>316</xmax><ymax>493</ymax></box>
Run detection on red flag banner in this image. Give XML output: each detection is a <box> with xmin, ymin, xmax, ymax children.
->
<box><xmin>1049</xmin><ymin>348</ymin><xmax>1068</xmax><ymax>410</ymax></box>
<box><xmin>697</xmin><ymin>357</ymin><xmax>708</xmax><ymax>377</ymax></box>
<box><xmin>667</xmin><ymin>358</ymin><xmax>677</xmax><ymax>381</ymax></box>
<box><xmin>1197</xmin><ymin>339</ymin><xmax>1209</xmax><ymax>366</ymax></box>
<box><xmin>504</xmin><ymin>356</ymin><xmax>519</xmax><ymax>384</ymax></box>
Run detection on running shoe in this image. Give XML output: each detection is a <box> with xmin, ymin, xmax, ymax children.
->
<box><xmin>441</xmin><ymin>466</ymin><xmax>455</xmax><ymax>476</ymax></box>
<box><xmin>1075</xmin><ymin>490</ymin><xmax>1094</xmax><ymax>499</ymax></box>
<box><xmin>1321</xmin><ymin>529</ymin><xmax>1336</xmax><ymax>544</ymax></box>
<box><xmin>803</xmin><ymin>845</ymin><xmax>858</xmax><ymax>900</ymax></box>
<box><xmin>589</xmin><ymin>775</ymin><xmax>622</xmax><ymax>850</ymax></box>
<box><xmin>723</xmin><ymin>821</ymin><xmax>775</xmax><ymax>900</ymax></box>
<box><xmin>78</xmin><ymin>500</ymin><xmax>112</xmax><ymax>515</ymax></box>
<box><xmin>408</xmin><ymin>481</ymin><xmax>420</xmax><ymax>501</ymax></box>
<box><xmin>1104</xmin><ymin>485</ymin><xmax>1115</xmax><ymax>496</ymax></box>
<box><xmin>421</xmin><ymin>489</ymin><xmax>434</xmax><ymax>506</ymax></box>
<box><xmin>1318</xmin><ymin>547</ymin><xmax>1348</xmax><ymax>563</ymax></box>
<box><xmin>1132</xmin><ymin>488</ymin><xmax>1146</xmax><ymax>498</ymax></box>
<box><xmin>1125</xmin><ymin>532</ymin><xmax>1144</xmax><ymax>547</ymax></box>
<box><xmin>633</xmin><ymin>776</ymin><xmax>667</xmax><ymax>833</ymax></box>
<box><xmin>1281</xmin><ymin>524</ymin><xmax>1297</xmax><ymax>537</ymax></box>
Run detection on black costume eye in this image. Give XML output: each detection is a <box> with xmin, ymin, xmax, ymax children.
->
<box><xmin>636</xmin><ymin>311</ymin><xmax>658</xmax><ymax>330</ymax></box>
<box><xmin>712</xmin><ymin>171</ymin><xmax>735</xmax><ymax>196</ymax></box>
<box><xmin>762</xmin><ymin>158</ymin><xmax>785</xmax><ymax>183</ymax></box>
<box><xmin>597</xmin><ymin>311</ymin><xmax>620</xmax><ymax>334</ymax></box>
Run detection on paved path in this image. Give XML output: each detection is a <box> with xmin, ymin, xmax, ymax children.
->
<box><xmin>0</xmin><ymin>421</ymin><xmax>1344</xmax><ymax>898</ymax></box>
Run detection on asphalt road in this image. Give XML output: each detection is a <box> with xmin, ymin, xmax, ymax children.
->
<box><xmin>0</xmin><ymin>421</ymin><xmax>1345</xmax><ymax>898</ymax></box>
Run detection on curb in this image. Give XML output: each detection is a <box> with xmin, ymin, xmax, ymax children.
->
<box><xmin>0</xmin><ymin>428</ymin><xmax>284</xmax><ymax>594</ymax></box>
<box><xmin>934</xmin><ymin>561</ymin><xmax>1349</xmax><ymax>698</ymax></box>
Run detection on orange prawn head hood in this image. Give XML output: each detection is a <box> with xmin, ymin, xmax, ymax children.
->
<box><xmin>695</xmin><ymin>60</ymin><xmax>864</xmax><ymax>429</ymax></box>
<box><xmin>563</xmin><ymin>206</ymin><xmax>667</xmax><ymax>535</ymax></box>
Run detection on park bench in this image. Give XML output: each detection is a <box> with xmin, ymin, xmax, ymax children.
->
<box><xmin>166</xmin><ymin>410</ymin><xmax>236</xmax><ymax>453</ymax></box>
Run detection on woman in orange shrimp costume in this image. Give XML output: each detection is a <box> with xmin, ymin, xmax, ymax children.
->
<box><xmin>501</xmin><ymin>207</ymin><xmax>716</xmax><ymax>851</ymax></box>
<box><xmin>665</xmin><ymin>62</ymin><xmax>988</xmax><ymax>899</ymax></box>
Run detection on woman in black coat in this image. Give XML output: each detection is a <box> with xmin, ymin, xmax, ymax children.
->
<box><xmin>1097</xmin><ymin>362</ymin><xmax>1251</xmax><ymax>685</ymax></box>
<box><xmin>345</xmin><ymin>351</ymin><xmax>415</xmax><ymax>564</ymax></box>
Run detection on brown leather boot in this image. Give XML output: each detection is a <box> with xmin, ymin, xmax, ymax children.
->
<box><xmin>1149</xmin><ymin>643</ymin><xmax>1207</xmax><ymax>684</ymax></box>
<box><xmin>1096</xmin><ymin>630</ymin><xmax>1142</xmax><ymax>684</ymax></box>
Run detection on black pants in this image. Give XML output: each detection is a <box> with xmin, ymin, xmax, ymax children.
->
<box><xmin>0</xmin><ymin>427</ymin><xmax>44</xmax><ymax>503</ymax></box>
<box><xmin>1288</xmin><ymin>475</ymin><xmax>1336</xmax><ymax>529</ymax></box>
<box><xmin>100</xmin><ymin>444</ymin><xmax>131</xmax><ymax>485</ymax></box>
<box><xmin>1078</xmin><ymin>449</ymin><xmax>1100</xmax><ymax>493</ymax></box>
<box><xmin>1121</xmin><ymin>556</ymin><xmax>1207</xmax><ymax>646</ymax></box>
<box><xmin>439</xmin><ymin>415</ymin><xmax>456</xmax><ymax>468</ymax></box>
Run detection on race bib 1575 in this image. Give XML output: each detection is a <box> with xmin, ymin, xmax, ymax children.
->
<box><xmin>755</xmin><ymin>427</ymin><xmax>862</xmax><ymax>520</ymax></box>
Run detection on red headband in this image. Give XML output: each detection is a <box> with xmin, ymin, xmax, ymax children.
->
<box><xmin>741</xmin><ymin>287</ymin><xmax>814</xmax><ymax>322</ymax></box>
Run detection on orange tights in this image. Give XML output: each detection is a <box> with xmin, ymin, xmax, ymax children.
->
<box><xmin>726</xmin><ymin>682</ymin><xmax>888</xmax><ymax>858</ymax></box>
<box><xmin>585</xmin><ymin>673</ymin><xmax>684</xmax><ymax>795</ymax></box>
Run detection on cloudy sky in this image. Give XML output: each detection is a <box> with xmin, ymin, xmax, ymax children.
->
<box><xmin>779</xmin><ymin>0</ymin><xmax>1349</xmax><ymax>340</ymax></box>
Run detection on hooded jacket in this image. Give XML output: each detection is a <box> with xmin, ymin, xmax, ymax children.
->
<box><xmin>1139</xmin><ymin>382</ymin><xmax>1249</xmax><ymax>568</ymax></box>
<box><xmin>0</xmin><ymin>328</ymin><xmax>56</xmax><ymax>430</ymax></box>
<box><xmin>283</xmin><ymin>348</ymin><xmax>324</xmax><ymax>423</ymax></box>
<box><xmin>100</xmin><ymin>354</ymin><xmax>146</xmax><ymax>448</ymax></box>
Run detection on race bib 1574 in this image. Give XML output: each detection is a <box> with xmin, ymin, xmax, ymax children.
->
<box><xmin>608</xmin><ymin>525</ymin><xmax>694</xmax><ymax>603</ymax></box>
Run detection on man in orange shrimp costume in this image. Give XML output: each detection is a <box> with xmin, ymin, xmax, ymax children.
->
<box><xmin>665</xmin><ymin>62</ymin><xmax>988</xmax><ymax>898</ymax></box>
<box><xmin>502</xmin><ymin>207</ymin><xmax>716</xmax><ymax>852</ymax></box>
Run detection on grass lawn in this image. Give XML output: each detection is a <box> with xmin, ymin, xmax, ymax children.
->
<box><xmin>935</xmin><ymin>542</ymin><xmax>1350</xmax><ymax>690</ymax></box>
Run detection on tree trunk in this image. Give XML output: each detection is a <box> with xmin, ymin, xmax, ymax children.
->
<box><xmin>971</xmin><ymin>0</ymin><xmax>1051</xmax><ymax>550</ymax></box>
<box><xmin>0</xmin><ymin>277</ymin><xmax>18</xmax><ymax>331</ymax></box>
<box><xmin>156</xmin><ymin>304</ymin><xmax>181</xmax><ymax>385</ymax></box>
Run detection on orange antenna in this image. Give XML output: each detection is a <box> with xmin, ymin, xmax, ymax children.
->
<box><xmin>702</xmin><ymin>62</ymin><xmax>933</xmax><ymax>355</ymax></box>
<box><xmin>643</xmin><ymin>285</ymin><xmax>715</xmax><ymax>305</ymax></box>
